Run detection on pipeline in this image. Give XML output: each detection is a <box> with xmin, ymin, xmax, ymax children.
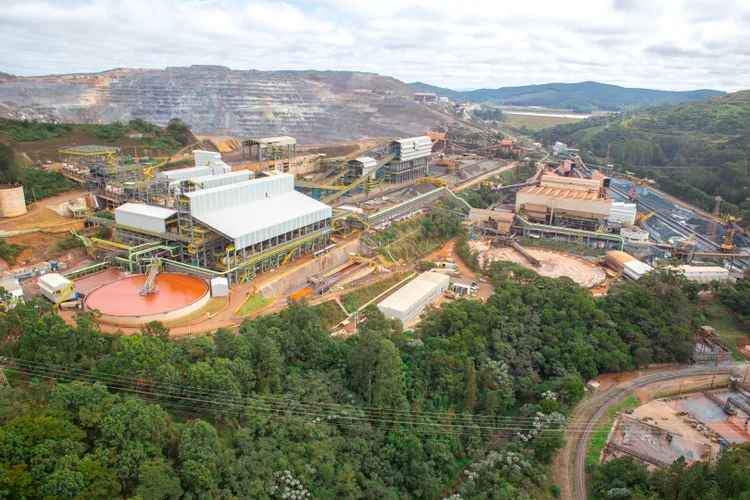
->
<box><xmin>511</xmin><ymin>242</ymin><xmax>541</xmax><ymax>266</ymax></box>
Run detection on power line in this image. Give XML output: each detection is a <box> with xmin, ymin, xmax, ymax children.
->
<box><xmin>4</xmin><ymin>359</ymin><xmax>690</xmax><ymax>435</ymax></box>
<box><xmin>6</xmin><ymin>357</ymin><xmax>558</xmax><ymax>425</ymax></box>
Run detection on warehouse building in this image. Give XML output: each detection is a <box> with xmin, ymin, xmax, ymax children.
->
<box><xmin>675</xmin><ymin>265</ymin><xmax>733</xmax><ymax>284</ymax></box>
<box><xmin>378</xmin><ymin>271</ymin><xmax>450</xmax><ymax>324</ymax></box>
<box><xmin>604</xmin><ymin>250</ymin><xmax>653</xmax><ymax>280</ymax></box>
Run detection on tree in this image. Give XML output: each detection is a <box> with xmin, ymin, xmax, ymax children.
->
<box><xmin>141</xmin><ymin>321</ymin><xmax>171</xmax><ymax>340</ymax></box>
<box><xmin>347</xmin><ymin>317</ymin><xmax>407</xmax><ymax>408</ymax></box>
<box><xmin>166</xmin><ymin>118</ymin><xmax>192</xmax><ymax>146</ymax></box>
<box><xmin>135</xmin><ymin>458</ymin><xmax>183</xmax><ymax>500</ymax></box>
<box><xmin>178</xmin><ymin>420</ymin><xmax>220</xmax><ymax>499</ymax></box>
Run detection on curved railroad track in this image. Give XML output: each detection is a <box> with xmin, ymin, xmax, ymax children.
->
<box><xmin>564</xmin><ymin>366</ymin><xmax>736</xmax><ymax>500</ymax></box>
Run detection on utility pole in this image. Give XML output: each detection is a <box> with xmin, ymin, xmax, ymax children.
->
<box><xmin>0</xmin><ymin>357</ymin><xmax>10</xmax><ymax>390</ymax></box>
<box><xmin>674</xmin><ymin>380</ymin><xmax>684</xmax><ymax>410</ymax></box>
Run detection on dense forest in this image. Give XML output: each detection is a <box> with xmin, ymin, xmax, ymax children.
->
<box><xmin>534</xmin><ymin>91</ymin><xmax>750</xmax><ymax>222</ymax></box>
<box><xmin>0</xmin><ymin>255</ymin><xmax>712</xmax><ymax>499</ymax></box>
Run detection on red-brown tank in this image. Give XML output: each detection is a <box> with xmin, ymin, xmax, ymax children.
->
<box><xmin>85</xmin><ymin>273</ymin><xmax>208</xmax><ymax>317</ymax></box>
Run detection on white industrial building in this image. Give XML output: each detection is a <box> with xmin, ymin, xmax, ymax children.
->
<box><xmin>608</xmin><ymin>202</ymin><xmax>637</xmax><ymax>225</ymax></box>
<box><xmin>156</xmin><ymin>150</ymin><xmax>233</xmax><ymax>183</ymax></box>
<box><xmin>184</xmin><ymin>173</ymin><xmax>332</xmax><ymax>251</ymax></box>
<box><xmin>188</xmin><ymin>170</ymin><xmax>252</xmax><ymax>190</ymax></box>
<box><xmin>115</xmin><ymin>203</ymin><xmax>177</xmax><ymax>234</ymax></box>
<box><xmin>377</xmin><ymin>271</ymin><xmax>450</xmax><ymax>324</ymax></box>
<box><xmin>393</xmin><ymin>136</ymin><xmax>433</xmax><ymax>161</ymax></box>
<box><xmin>623</xmin><ymin>261</ymin><xmax>653</xmax><ymax>281</ymax></box>
<box><xmin>0</xmin><ymin>278</ymin><xmax>24</xmax><ymax>309</ymax></box>
<box><xmin>210</xmin><ymin>277</ymin><xmax>229</xmax><ymax>297</ymax></box>
<box><xmin>676</xmin><ymin>265</ymin><xmax>733</xmax><ymax>284</ymax></box>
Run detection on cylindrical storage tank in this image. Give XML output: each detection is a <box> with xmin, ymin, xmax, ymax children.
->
<box><xmin>0</xmin><ymin>185</ymin><xmax>27</xmax><ymax>218</ymax></box>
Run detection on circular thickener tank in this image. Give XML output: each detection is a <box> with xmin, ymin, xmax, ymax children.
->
<box><xmin>0</xmin><ymin>185</ymin><xmax>27</xmax><ymax>218</ymax></box>
<box><xmin>85</xmin><ymin>273</ymin><xmax>210</xmax><ymax>326</ymax></box>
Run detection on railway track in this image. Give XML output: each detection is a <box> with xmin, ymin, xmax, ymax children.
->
<box><xmin>568</xmin><ymin>367</ymin><xmax>734</xmax><ymax>500</ymax></box>
<box><xmin>609</xmin><ymin>185</ymin><xmax>721</xmax><ymax>252</ymax></box>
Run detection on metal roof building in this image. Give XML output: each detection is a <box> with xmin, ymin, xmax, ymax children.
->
<box><xmin>188</xmin><ymin>170</ymin><xmax>251</xmax><ymax>190</ymax></box>
<box><xmin>377</xmin><ymin>271</ymin><xmax>449</xmax><ymax>324</ymax></box>
<box><xmin>185</xmin><ymin>172</ymin><xmax>331</xmax><ymax>250</ymax></box>
<box><xmin>115</xmin><ymin>203</ymin><xmax>177</xmax><ymax>233</ymax></box>
<box><xmin>676</xmin><ymin>265</ymin><xmax>733</xmax><ymax>283</ymax></box>
<box><xmin>157</xmin><ymin>166</ymin><xmax>214</xmax><ymax>182</ymax></box>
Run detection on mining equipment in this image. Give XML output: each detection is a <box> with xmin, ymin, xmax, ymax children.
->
<box><xmin>415</xmin><ymin>177</ymin><xmax>447</xmax><ymax>187</ymax></box>
<box><xmin>434</xmin><ymin>155</ymin><xmax>459</xmax><ymax>174</ymax></box>
<box><xmin>673</xmin><ymin>233</ymin><xmax>697</xmax><ymax>262</ymax></box>
<box><xmin>721</xmin><ymin>215</ymin><xmax>741</xmax><ymax>253</ymax></box>
<box><xmin>626</xmin><ymin>173</ymin><xmax>655</xmax><ymax>203</ymax></box>
<box><xmin>634</xmin><ymin>211</ymin><xmax>656</xmax><ymax>229</ymax></box>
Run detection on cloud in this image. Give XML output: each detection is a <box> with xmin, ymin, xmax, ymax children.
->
<box><xmin>0</xmin><ymin>0</ymin><xmax>748</xmax><ymax>91</ymax></box>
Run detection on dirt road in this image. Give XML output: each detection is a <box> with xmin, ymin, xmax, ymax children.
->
<box><xmin>0</xmin><ymin>189</ymin><xmax>88</xmax><ymax>230</ymax></box>
<box><xmin>452</xmin><ymin>161</ymin><xmax>516</xmax><ymax>192</ymax></box>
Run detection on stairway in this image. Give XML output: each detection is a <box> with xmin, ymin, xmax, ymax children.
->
<box><xmin>140</xmin><ymin>259</ymin><xmax>161</xmax><ymax>296</ymax></box>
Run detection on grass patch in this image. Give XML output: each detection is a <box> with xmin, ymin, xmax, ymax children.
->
<box><xmin>697</xmin><ymin>303</ymin><xmax>746</xmax><ymax>339</ymax></box>
<box><xmin>341</xmin><ymin>272</ymin><xmax>408</xmax><ymax>313</ymax></box>
<box><xmin>309</xmin><ymin>300</ymin><xmax>347</xmax><ymax>329</ymax></box>
<box><xmin>237</xmin><ymin>294</ymin><xmax>271</xmax><ymax>317</ymax></box>
<box><xmin>504</xmin><ymin>113</ymin><xmax>581</xmax><ymax>131</ymax></box>
<box><xmin>517</xmin><ymin>237</ymin><xmax>606</xmax><ymax>257</ymax></box>
<box><xmin>585</xmin><ymin>395</ymin><xmax>641</xmax><ymax>474</ymax></box>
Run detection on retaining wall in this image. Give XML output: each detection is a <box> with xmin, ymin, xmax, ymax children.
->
<box><xmin>256</xmin><ymin>238</ymin><xmax>361</xmax><ymax>298</ymax></box>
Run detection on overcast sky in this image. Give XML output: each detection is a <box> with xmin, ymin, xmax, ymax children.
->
<box><xmin>1</xmin><ymin>0</ymin><xmax>749</xmax><ymax>92</ymax></box>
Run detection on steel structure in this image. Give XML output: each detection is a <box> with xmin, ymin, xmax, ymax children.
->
<box><xmin>240</xmin><ymin>136</ymin><xmax>297</xmax><ymax>173</ymax></box>
<box><xmin>294</xmin><ymin>137</ymin><xmax>433</xmax><ymax>204</ymax></box>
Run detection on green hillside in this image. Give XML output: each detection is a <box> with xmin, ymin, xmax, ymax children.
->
<box><xmin>410</xmin><ymin>81</ymin><xmax>724</xmax><ymax>113</ymax></box>
<box><xmin>534</xmin><ymin>90</ymin><xmax>750</xmax><ymax>223</ymax></box>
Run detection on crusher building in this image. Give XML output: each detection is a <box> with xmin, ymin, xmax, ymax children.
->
<box><xmin>515</xmin><ymin>173</ymin><xmax>613</xmax><ymax>230</ymax></box>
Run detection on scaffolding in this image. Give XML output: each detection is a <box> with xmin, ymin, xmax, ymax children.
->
<box><xmin>59</xmin><ymin>145</ymin><xmax>121</xmax><ymax>171</ymax></box>
<box><xmin>240</xmin><ymin>136</ymin><xmax>297</xmax><ymax>173</ymax></box>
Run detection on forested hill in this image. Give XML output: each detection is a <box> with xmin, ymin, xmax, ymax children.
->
<box><xmin>410</xmin><ymin>81</ymin><xmax>724</xmax><ymax>113</ymax></box>
<box><xmin>534</xmin><ymin>90</ymin><xmax>750</xmax><ymax>225</ymax></box>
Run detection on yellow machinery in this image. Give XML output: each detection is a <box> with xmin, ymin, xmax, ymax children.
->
<box><xmin>634</xmin><ymin>211</ymin><xmax>656</xmax><ymax>228</ymax></box>
<box><xmin>722</xmin><ymin>215</ymin><xmax>742</xmax><ymax>253</ymax></box>
<box><xmin>435</xmin><ymin>156</ymin><xmax>459</xmax><ymax>173</ymax></box>
<box><xmin>144</xmin><ymin>165</ymin><xmax>155</xmax><ymax>180</ymax></box>
<box><xmin>350</xmin><ymin>253</ymin><xmax>376</xmax><ymax>267</ymax></box>
<box><xmin>625</xmin><ymin>173</ymin><xmax>656</xmax><ymax>202</ymax></box>
<box><xmin>415</xmin><ymin>177</ymin><xmax>447</xmax><ymax>187</ymax></box>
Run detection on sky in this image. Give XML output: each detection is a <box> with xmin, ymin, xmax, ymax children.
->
<box><xmin>1</xmin><ymin>0</ymin><xmax>749</xmax><ymax>92</ymax></box>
